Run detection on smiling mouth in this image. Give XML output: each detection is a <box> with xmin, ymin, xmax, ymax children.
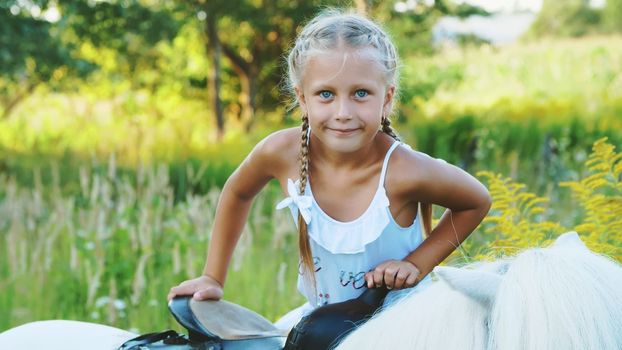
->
<box><xmin>328</xmin><ymin>128</ymin><xmax>359</xmax><ymax>134</ymax></box>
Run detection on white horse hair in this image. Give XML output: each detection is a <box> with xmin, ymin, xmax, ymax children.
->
<box><xmin>487</xmin><ymin>234</ymin><xmax>622</xmax><ymax>349</ymax></box>
<box><xmin>336</xmin><ymin>232</ymin><xmax>622</xmax><ymax>350</ymax></box>
<box><xmin>0</xmin><ymin>320</ymin><xmax>136</xmax><ymax>350</ymax></box>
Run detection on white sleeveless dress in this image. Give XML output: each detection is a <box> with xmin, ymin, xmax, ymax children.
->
<box><xmin>274</xmin><ymin>141</ymin><xmax>432</xmax><ymax>330</ymax></box>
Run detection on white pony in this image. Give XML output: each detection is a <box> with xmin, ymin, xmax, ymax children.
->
<box><xmin>2</xmin><ymin>232</ymin><xmax>621</xmax><ymax>350</ymax></box>
<box><xmin>0</xmin><ymin>320</ymin><xmax>137</xmax><ymax>350</ymax></box>
<box><xmin>336</xmin><ymin>232</ymin><xmax>622</xmax><ymax>350</ymax></box>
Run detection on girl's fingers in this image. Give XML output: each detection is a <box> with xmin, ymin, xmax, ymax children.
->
<box><xmin>194</xmin><ymin>286</ymin><xmax>224</xmax><ymax>301</ymax></box>
<box><xmin>365</xmin><ymin>272</ymin><xmax>374</xmax><ymax>288</ymax></box>
<box><xmin>394</xmin><ymin>270</ymin><xmax>409</xmax><ymax>289</ymax></box>
<box><xmin>383</xmin><ymin>267</ymin><xmax>398</xmax><ymax>289</ymax></box>
<box><xmin>373</xmin><ymin>268</ymin><xmax>385</xmax><ymax>287</ymax></box>
<box><xmin>366</xmin><ymin>260</ymin><xmax>419</xmax><ymax>289</ymax></box>
<box><xmin>404</xmin><ymin>270</ymin><xmax>418</xmax><ymax>288</ymax></box>
<box><xmin>168</xmin><ymin>284</ymin><xmax>196</xmax><ymax>300</ymax></box>
<box><xmin>167</xmin><ymin>287</ymin><xmax>181</xmax><ymax>301</ymax></box>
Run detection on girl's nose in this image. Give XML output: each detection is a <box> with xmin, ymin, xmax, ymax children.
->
<box><xmin>336</xmin><ymin>98</ymin><xmax>353</xmax><ymax>121</ymax></box>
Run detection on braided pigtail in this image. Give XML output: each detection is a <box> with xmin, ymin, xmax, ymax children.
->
<box><xmin>381</xmin><ymin>116</ymin><xmax>400</xmax><ymax>141</ymax></box>
<box><xmin>297</xmin><ymin>114</ymin><xmax>315</xmax><ymax>286</ymax></box>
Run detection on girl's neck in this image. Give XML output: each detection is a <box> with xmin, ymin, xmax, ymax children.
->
<box><xmin>309</xmin><ymin>132</ymin><xmax>389</xmax><ymax>171</ymax></box>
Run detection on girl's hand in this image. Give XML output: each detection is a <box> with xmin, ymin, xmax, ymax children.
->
<box><xmin>167</xmin><ymin>275</ymin><xmax>224</xmax><ymax>301</ymax></box>
<box><xmin>365</xmin><ymin>259</ymin><xmax>420</xmax><ymax>290</ymax></box>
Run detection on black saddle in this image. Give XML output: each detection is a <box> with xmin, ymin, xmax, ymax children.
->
<box><xmin>119</xmin><ymin>297</ymin><xmax>286</xmax><ymax>349</ymax></box>
<box><xmin>119</xmin><ymin>287</ymin><xmax>388</xmax><ymax>350</ymax></box>
<box><xmin>283</xmin><ymin>287</ymin><xmax>388</xmax><ymax>350</ymax></box>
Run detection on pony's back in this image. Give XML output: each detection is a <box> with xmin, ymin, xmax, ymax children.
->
<box><xmin>336</xmin><ymin>232</ymin><xmax>622</xmax><ymax>350</ymax></box>
<box><xmin>0</xmin><ymin>320</ymin><xmax>136</xmax><ymax>349</ymax></box>
<box><xmin>489</xmin><ymin>245</ymin><xmax>622</xmax><ymax>350</ymax></box>
<box><xmin>335</xmin><ymin>277</ymin><xmax>488</xmax><ymax>350</ymax></box>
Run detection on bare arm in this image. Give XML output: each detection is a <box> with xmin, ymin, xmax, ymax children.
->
<box><xmin>201</xmin><ymin>164</ymin><xmax>267</xmax><ymax>286</ymax></box>
<box><xmin>405</xmin><ymin>156</ymin><xmax>491</xmax><ymax>280</ymax></box>
<box><xmin>168</xmin><ymin>132</ymin><xmax>293</xmax><ymax>300</ymax></box>
<box><xmin>367</xmin><ymin>151</ymin><xmax>491</xmax><ymax>289</ymax></box>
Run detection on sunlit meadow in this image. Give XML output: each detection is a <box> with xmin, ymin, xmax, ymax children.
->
<box><xmin>1</xmin><ymin>36</ymin><xmax>621</xmax><ymax>333</ymax></box>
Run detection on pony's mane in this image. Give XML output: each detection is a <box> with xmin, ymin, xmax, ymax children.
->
<box><xmin>489</xmin><ymin>245</ymin><xmax>622</xmax><ymax>349</ymax></box>
<box><xmin>335</xmin><ymin>261</ymin><xmax>501</xmax><ymax>349</ymax></box>
<box><xmin>337</xmin><ymin>233</ymin><xmax>622</xmax><ymax>350</ymax></box>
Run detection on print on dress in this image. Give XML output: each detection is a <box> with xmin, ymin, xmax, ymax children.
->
<box><xmin>317</xmin><ymin>292</ymin><xmax>331</xmax><ymax>306</ymax></box>
<box><xmin>339</xmin><ymin>270</ymin><xmax>367</xmax><ymax>289</ymax></box>
<box><xmin>298</xmin><ymin>256</ymin><xmax>322</xmax><ymax>275</ymax></box>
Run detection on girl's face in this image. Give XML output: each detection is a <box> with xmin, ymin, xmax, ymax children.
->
<box><xmin>296</xmin><ymin>47</ymin><xmax>395</xmax><ymax>154</ymax></box>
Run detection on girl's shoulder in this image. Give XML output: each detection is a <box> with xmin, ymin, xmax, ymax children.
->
<box><xmin>387</xmin><ymin>142</ymin><xmax>490</xmax><ymax>208</ymax></box>
<box><xmin>248</xmin><ymin>127</ymin><xmax>300</xmax><ymax>176</ymax></box>
<box><xmin>391</xmin><ymin>143</ymin><xmax>447</xmax><ymax>174</ymax></box>
<box><xmin>386</xmin><ymin>143</ymin><xmax>453</xmax><ymax>192</ymax></box>
<box><xmin>254</xmin><ymin>127</ymin><xmax>300</xmax><ymax>159</ymax></box>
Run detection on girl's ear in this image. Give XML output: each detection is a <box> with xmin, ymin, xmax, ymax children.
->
<box><xmin>295</xmin><ymin>86</ymin><xmax>307</xmax><ymax>111</ymax></box>
<box><xmin>383</xmin><ymin>85</ymin><xmax>396</xmax><ymax>113</ymax></box>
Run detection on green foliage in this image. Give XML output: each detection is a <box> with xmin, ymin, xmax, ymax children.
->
<box><xmin>470</xmin><ymin>171</ymin><xmax>566</xmax><ymax>258</ymax></box>
<box><xmin>2</xmin><ymin>0</ymin><xmax>461</xmax><ymax>130</ymax></box>
<box><xmin>0</xmin><ymin>161</ymin><xmax>303</xmax><ymax>331</ymax></box>
<box><xmin>602</xmin><ymin>0</ymin><xmax>622</xmax><ymax>32</ymax></box>
<box><xmin>452</xmin><ymin>139</ymin><xmax>622</xmax><ymax>265</ymax></box>
<box><xmin>396</xmin><ymin>36</ymin><xmax>622</xmax><ymax>191</ymax></box>
<box><xmin>60</xmin><ymin>0</ymin><xmax>180</xmax><ymax>52</ymax></box>
<box><xmin>368</xmin><ymin>0</ymin><xmax>452</xmax><ymax>57</ymax></box>
<box><xmin>2</xmin><ymin>36</ymin><xmax>621</xmax><ymax>196</ymax></box>
<box><xmin>527</xmin><ymin>0</ymin><xmax>622</xmax><ymax>38</ymax></box>
<box><xmin>527</xmin><ymin>0</ymin><xmax>602</xmax><ymax>38</ymax></box>
<box><xmin>0</xmin><ymin>2</ymin><xmax>95</xmax><ymax>118</ymax></box>
<box><xmin>560</xmin><ymin>138</ymin><xmax>622</xmax><ymax>258</ymax></box>
<box><xmin>0</xmin><ymin>6</ymin><xmax>61</xmax><ymax>79</ymax></box>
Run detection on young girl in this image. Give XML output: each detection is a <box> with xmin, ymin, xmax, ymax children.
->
<box><xmin>168</xmin><ymin>10</ymin><xmax>491</xmax><ymax>328</ymax></box>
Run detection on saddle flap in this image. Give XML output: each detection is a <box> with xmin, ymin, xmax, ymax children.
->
<box><xmin>169</xmin><ymin>297</ymin><xmax>288</xmax><ymax>340</ymax></box>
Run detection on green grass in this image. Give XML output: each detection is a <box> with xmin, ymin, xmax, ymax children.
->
<box><xmin>0</xmin><ymin>162</ymin><xmax>304</xmax><ymax>332</ymax></box>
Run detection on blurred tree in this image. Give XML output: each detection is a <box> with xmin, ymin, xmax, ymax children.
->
<box><xmin>528</xmin><ymin>0</ymin><xmax>601</xmax><ymax>37</ymax></box>
<box><xmin>1</xmin><ymin>0</ymin><xmax>486</xmax><ymax>135</ymax></box>
<box><xmin>58</xmin><ymin>0</ymin><xmax>180</xmax><ymax>90</ymax></box>
<box><xmin>366</xmin><ymin>1</ymin><xmax>486</xmax><ymax>57</ymax></box>
<box><xmin>0</xmin><ymin>1</ymin><xmax>93</xmax><ymax>119</ymax></box>
<box><xmin>203</xmin><ymin>2</ymin><xmax>225</xmax><ymax>138</ymax></box>
<box><xmin>363</xmin><ymin>1</ymin><xmax>449</xmax><ymax>56</ymax></box>
<box><xmin>602</xmin><ymin>0</ymin><xmax>622</xmax><ymax>32</ymax></box>
<box><xmin>1</xmin><ymin>0</ymin><xmax>183</xmax><ymax>118</ymax></box>
<box><xmin>183</xmin><ymin>0</ymin><xmax>468</xmax><ymax>134</ymax></box>
<box><xmin>182</xmin><ymin>0</ymin><xmax>345</xmax><ymax>134</ymax></box>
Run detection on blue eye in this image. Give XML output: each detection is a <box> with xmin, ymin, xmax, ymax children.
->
<box><xmin>355</xmin><ymin>90</ymin><xmax>368</xmax><ymax>98</ymax></box>
<box><xmin>319</xmin><ymin>91</ymin><xmax>333</xmax><ymax>99</ymax></box>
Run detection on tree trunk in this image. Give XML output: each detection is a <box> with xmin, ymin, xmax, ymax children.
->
<box><xmin>1</xmin><ymin>82</ymin><xmax>37</xmax><ymax>120</ymax></box>
<box><xmin>238</xmin><ymin>67</ymin><xmax>258</xmax><ymax>133</ymax></box>
<box><xmin>221</xmin><ymin>44</ymin><xmax>256</xmax><ymax>133</ymax></box>
<box><xmin>245</xmin><ymin>72</ymin><xmax>257</xmax><ymax>133</ymax></box>
<box><xmin>205</xmin><ymin>12</ymin><xmax>225</xmax><ymax>140</ymax></box>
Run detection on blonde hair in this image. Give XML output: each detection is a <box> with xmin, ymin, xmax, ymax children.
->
<box><xmin>286</xmin><ymin>9</ymin><xmax>432</xmax><ymax>284</ymax></box>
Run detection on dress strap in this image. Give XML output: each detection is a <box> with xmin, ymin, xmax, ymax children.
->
<box><xmin>379</xmin><ymin>141</ymin><xmax>401</xmax><ymax>187</ymax></box>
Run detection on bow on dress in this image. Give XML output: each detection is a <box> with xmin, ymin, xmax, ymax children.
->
<box><xmin>276</xmin><ymin>179</ymin><xmax>312</xmax><ymax>224</ymax></box>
